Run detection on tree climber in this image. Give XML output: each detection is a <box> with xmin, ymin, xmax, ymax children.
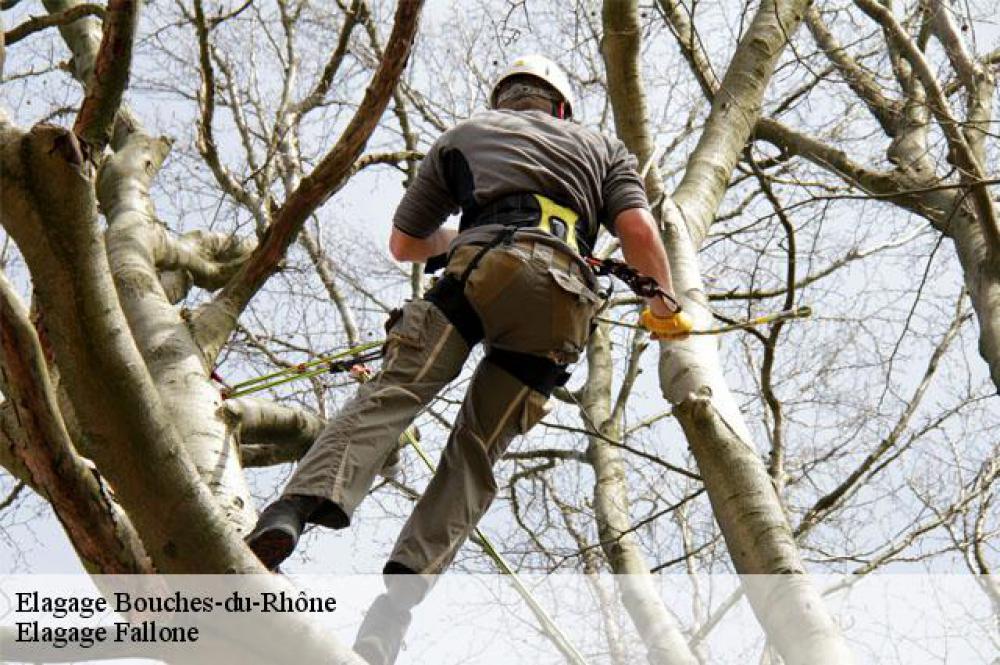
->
<box><xmin>245</xmin><ymin>54</ymin><xmax>693</xmax><ymax>664</ymax></box>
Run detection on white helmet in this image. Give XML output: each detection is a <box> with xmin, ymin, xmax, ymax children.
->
<box><xmin>490</xmin><ymin>54</ymin><xmax>575</xmax><ymax>118</ymax></box>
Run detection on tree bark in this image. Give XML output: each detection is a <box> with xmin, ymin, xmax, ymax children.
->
<box><xmin>0</xmin><ymin>273</ymin><xmax>151</xmax><ymax>573</ymax></box>
<box><xmin>0</xmin><ymin>121</ymin><xmax>255</xmax><ymax>572</ymax></box>
<box><xmin>98</xmin><ymin>132</ymin><xmax>257</xmax><ymax>532</ymax></box>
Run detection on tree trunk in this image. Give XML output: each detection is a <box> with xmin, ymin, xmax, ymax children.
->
<box><xmin>99</xmin><ymin>132</ymin><xmax>257</xmax><ymax>531</ymax></box>
<box><xmin>580</xmin><ymin>324</ymin><xmax>699</xmax><ymax>665</ymax></box>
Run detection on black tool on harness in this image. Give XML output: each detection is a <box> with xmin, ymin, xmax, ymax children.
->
<box><xmin>327</xmin><ymin>349</ymin><xmax>384</xmax><ymax>374</ymax></box>
<box><xmin>584</xmin><ymin>257</ymin><xmax>682</xmax><ymax>314</ymax></box>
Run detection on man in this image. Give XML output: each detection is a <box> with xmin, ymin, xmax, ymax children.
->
<box><xmin>246</xmin><ymin>55</ymin><xmax>691</xmax><ymax>663</ymax></box>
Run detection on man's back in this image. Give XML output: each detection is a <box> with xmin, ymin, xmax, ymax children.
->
<box><xmin>392</xmin><ymin>109</ymin><xmax>647</xmax><ymax>256</ymax></box>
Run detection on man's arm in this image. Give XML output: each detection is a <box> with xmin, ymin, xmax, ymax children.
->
<box><xmin>615</xmin><ymin>207</ymin><xmax>678</xmax><ymax>318</ymax></box>
<box><xmin>390</xmin><ymin>130</ymin><xmax>459</xmax><ymax>262</ymax></box>
<box><xmin>389</xmin><ymin>226</ymin><xmax>459</xmax><ymax>263</ymax></box>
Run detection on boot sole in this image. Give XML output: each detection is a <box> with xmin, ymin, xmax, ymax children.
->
<box><xmin>246</xmin><ymin>526</ymin><xmax>297</xmax><ymax>571</ymax></box>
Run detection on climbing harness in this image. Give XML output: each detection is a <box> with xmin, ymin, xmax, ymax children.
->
<box><xmin>425</xmin><ymin>226</ymin><xmax>575</xmax><ymax>395</ymax></box>
<box><xmin>215</xmin><ymin>340</ymin><xmax>385</xmax><ymax>399</ymax></box>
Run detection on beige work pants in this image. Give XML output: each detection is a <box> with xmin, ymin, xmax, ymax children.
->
<box><xmin>284</xmin><ymin>239</ymin><xmax>601</xmax><ymax>574</ymax></box>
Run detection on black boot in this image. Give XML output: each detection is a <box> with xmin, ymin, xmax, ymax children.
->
<box><xmin>245</xmin><ymin>494</ymin><xmax>324</xmax><ymax>570</ymax></box>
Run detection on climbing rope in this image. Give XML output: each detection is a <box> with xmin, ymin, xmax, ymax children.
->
<box><xmin>402</xmin><ymin>429</ymin><xmax>590</xmax><ymax>665</ymax></box>
<box><xmin>216</xmin><ymin>340</ymin><xmax>385</xmax><ymax>399</ymax></box>
<box><xmin>595</xmin><ymin>305</ymin><xmax>813</xmax><ymax>336</ymax></box>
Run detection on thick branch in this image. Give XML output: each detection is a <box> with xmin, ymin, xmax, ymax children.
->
<box><xmin>580</xmin><ymin>321</ymin><xmax>698</xmax><ymax>665</ymax></box>
<box><xmin>223</xmin><ymin>398</ymin><xmax>323</xmax><ymax>466</ymax></box>
<box><xmin>672</xmin><ymin>0</ymin><xmax>811</xmax><ymax>245</ymax></box>
<box><xmin>0</xmin><ymin>272</ymin><xmax>151</xmax><ymax>573</ymax></box>
<box><xmin>1</xmin><ymin>122</ymin><xmax>259</xmax><ymax>572</ymax></box>
<box><xmin>42</xmin><ymin>0</ymin><xmax>141</xmax><ymax>146</ymax></box>
<box><xmin>645</xmin><ymin>2</ymin><xmax>857</xmax><ymax>661</ymax></box>
<box><xmin>602</xmin><ymin>0</ymin><xmax>664</xmax><ymax>203</ymax></box>
<box><xmin>855</xmin><ymin>0</ymin><xmax>1000</xmax><ymax>256</ymax></box>
<box><xmin>924</xmin><ymin>0</ymin><xmax>995</xmax><ymax>163</ymax></box>
<box><xmin>72</xmin><ymin>0</ymin><xmax>139</xmax><ymax>150</ymax></box>
<box><xmin>99</xmin><ymin>131</ymin><xmax>258</xmax><ymax>531</ymax></box>
<box><xmin>3</xmin><ymin>3</ymin><xmax>104</xmax><ymax>46</ymax></box>
<box><xmin>193</xmin><ymin>0</ymin><xmax>424</xmax><ymax>362</ymax></box>
<box><xmin>155</xmin><ymin>228</ymin><xmax>257</xmax><ymax>291</ymax></box>
<box><xmin>753</xmin><ymin>119</ymin><xmax>946</xmax><ymax>226</ymax></box>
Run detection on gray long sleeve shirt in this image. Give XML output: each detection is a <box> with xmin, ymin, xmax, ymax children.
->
<box><xmin>392</xmin><ymin>109</ymin><xmax>649</xmax><ymax>254</ymax></box>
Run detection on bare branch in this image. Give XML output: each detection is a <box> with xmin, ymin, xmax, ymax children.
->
<box><xmin>299</xmin><ymin>226</ymin><xmax>362</xmax><ymax>345</ymax></box>
<box><xmin>289</xmin><ymin>0</ymin><xmax>366</xmax><ymax>119</ymax></box>
<box><xmin>804</xmin><ymin>6</ymin><xmax>901</xmax><ymax>135</ymax></box>
<box><xmin>504</xmin><ymin>448</ymin><xmax>587</xmax><ymax>463</ymax></box>
<box><xmin>855</xmin><ymin>0</ymin><xmax>1000</xmax><ymax>256</ymax></box>
<box><xmin>193</xmin><ymin>0</ymin><xmax>425</xmax><ymax>362</ymax></box>
<box><xmin>796</xmin><ymin>299</ymin><xmax>970</xmax><ymax>537</ymax></box>
<box><xmin>654</xmin><ymin>0</ymin><xmax>720</xmax><ymax>100</ymax></box>
<box><xmin>0</xmin><ymin>480</ymin><xmax>26</xmax><ymax>512</ymax></box>
<box><xmin>3</xmin><ymin>3</ymin><xmax>104</xmax><ymax>46</ymax></box>
<box><xmin>925</xmin><ymin>0</ymin><xmax>981</xmax><ymax>91</ymax></box>
<box><xmin>190</xmin><ymin>0</ymin><xmax>263</xmax><ymax>216</ymax></box>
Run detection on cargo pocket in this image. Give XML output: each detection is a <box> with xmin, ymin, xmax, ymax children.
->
<box><xmin>386</xmin><ymin>300</ymin><xmax>431</xmax><ymax>350</ymax></box>
<box><xmin>465</xmin><ymin>247</ymin><xmax>528</xmax><ymax>310</ymax></box>
<box><xmin>382</xmin><ymin>300</ymin><xmax>443</xmax><ymax>377</ymax></box>
<box><xmin>547</xmin><ymin>267</ymin><xmax>603</xmax><ymax>357</ymax></box>
<box><xmin>518</xmin><ymin>389</ymin><xmax>551</xmax><ymax>434</ymax></box>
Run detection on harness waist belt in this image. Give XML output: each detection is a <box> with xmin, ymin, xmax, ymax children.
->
<box><xmin>462</xmin><ymin>193</ymin><xmax>582</xmax><ymax>253</ymax></box>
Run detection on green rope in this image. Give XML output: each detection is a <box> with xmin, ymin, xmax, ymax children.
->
<box><xmin>222</xmin><ymin>340</ymin><xmax>385</xmax><ymax>398</ymax></box>
<box><xmin>402</xmin><ymin>429</ymin><xmax>590</xmax><ymax>665</ymax></box>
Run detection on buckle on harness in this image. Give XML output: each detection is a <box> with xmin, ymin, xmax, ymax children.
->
<box><xmin>532</xmin><ymin>194</ymin><xmax>579</xmax><ymax>252</ymax></box>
